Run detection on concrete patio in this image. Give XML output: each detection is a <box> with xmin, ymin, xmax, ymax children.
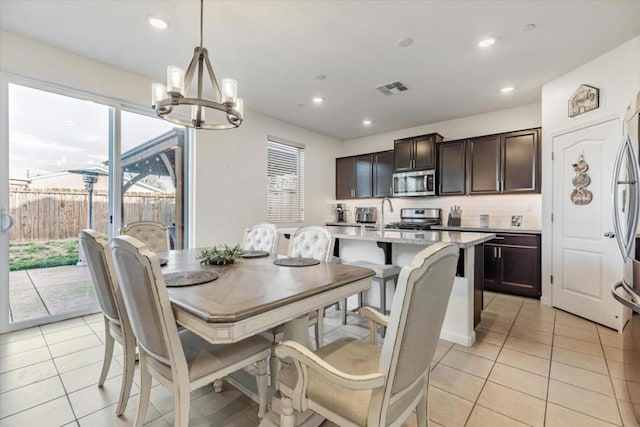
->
<box><xmin>9</xmin><ymin>265</ymin><xmax>99</xmax><ymax>323</ymax></box>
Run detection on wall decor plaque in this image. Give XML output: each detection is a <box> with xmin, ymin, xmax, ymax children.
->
<box><xmin>570</xmin><ymin>153</ymin><xmax>593</xmax><ymax>205</ymax></box>
<box><xmin>569</xmin><ymin>84</ymin><xmax>600</xmax><ymax>117</ymax></box>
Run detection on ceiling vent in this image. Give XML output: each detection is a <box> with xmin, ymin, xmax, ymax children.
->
<box><xmin>376</xmin><ymin>81</ymin><xmax>408</xmax><ymax>96</ymax></box>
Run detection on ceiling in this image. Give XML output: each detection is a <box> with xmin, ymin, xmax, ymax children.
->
<box><xmin>1</xmin><ymin>1</ymin><xmax>639</xmax><ymax>140</ymax></box>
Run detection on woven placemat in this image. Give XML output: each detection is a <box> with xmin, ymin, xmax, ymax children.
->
<box><xmin>158</xmin><ymin>257</ymin><xmax>169</xmax><ymax>267</ymax></box>
<box><xmin>240</xmin><ymin>250</ymin><xmax>270</xmax><ymax>259</ymax></box>
<box><xmin>163</xmin><ymin>271</ymin><xmax>218</xmax><ymax>287</ymax></box>
<box><xmin>274</xmin><ymin>257</ymin><xmax>320</xmax><ymax>267</ymax></box>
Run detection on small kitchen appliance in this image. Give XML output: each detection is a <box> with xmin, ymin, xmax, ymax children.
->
<box><xmin>354</xmin><ymin>207</ymin><xmax>377</xmax><ymax>224</ymax></box>
<box><xmin>386</xmin><ymin>208</ymin><xmax>441</xmax><ymax>230</ymax></box>
<box><xmin>392</xmin><ymin>170</ymin><xmax>436</xmax><ymax>197</ymax></box>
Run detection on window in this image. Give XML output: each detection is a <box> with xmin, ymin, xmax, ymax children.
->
<box><xmin>267</xmin><ymin>137</ymin><xmax>304</xmax><ymax>222</ymax></box>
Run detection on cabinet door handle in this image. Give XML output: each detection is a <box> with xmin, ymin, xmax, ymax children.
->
<box><xmin>494</xmin><ymin>247</ymin><xmax>498</xmax><ymax>258</ymax></box>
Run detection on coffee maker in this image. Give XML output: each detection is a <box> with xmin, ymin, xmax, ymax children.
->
<box><xmin>336</xmin><ymin>203</ymin><xmax>347</xmax><ymax>222</ymax></box>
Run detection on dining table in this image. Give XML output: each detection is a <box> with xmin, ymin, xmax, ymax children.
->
<box><xmin>159</xmin><ymin>248</ymin><xmax>374</xmax><ymax>348</ymax></box>
<box><xmin>157</xmin><ymin>248</ymin><xmax>374</xmax><ymax>426</ymax></box>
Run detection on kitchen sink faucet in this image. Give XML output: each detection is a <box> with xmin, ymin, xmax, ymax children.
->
<box><xmin>380</xmin><ymin>197</ymin><xmax>394</xmax><ymax>232</ymax></box>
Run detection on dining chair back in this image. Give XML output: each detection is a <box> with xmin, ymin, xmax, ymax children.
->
<box><xmin>79</xmin><ymin>229</ymin><xmax>136</xmax><ymax>416</ymax></box>
<box><xmin>243</xmin><ymin>222</ymin><xmax>279</xmax><ymax>254</ymax></box>
<box><xmin>287</xmin><ymin>225</ymin><xmax>334</xmax><ymax>262</ymax></box>
<box><xmin>274</xmin><ymin>242</ymin><xmax>459</xmax><ymax>426</ymax></box>
<box><xmin>284</xmin><ymin>225</ymin><xmax>335</xmax><ymax>349</ymax></box>
<box><xmin>120</xmin><ymin>220</ymin><xmax>170</xmax><ymax>252</ymax></box>
<box><xmin>111</xmin><ymin>235</ymin><xmax>271</xmax><ymax>427</ymax></box>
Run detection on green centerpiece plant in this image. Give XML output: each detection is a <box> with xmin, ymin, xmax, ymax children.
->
<box><xmin>197</xmin><ymin>244</ymin><xmax>244</xmax><ymax>265</ymax></box>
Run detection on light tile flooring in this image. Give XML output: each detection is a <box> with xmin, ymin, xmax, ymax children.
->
<box><xmin>0</xmin><ymin>292</ymin><xmax>639</xmax><ymax>426</ymax></box>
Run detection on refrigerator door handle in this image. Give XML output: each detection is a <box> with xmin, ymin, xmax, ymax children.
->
<box><xmin>612</xmin><ymin>281</ymin><xmax>640</xmax><ymax>312</ymax></box>
<box><xmin>612</xmin><ymin>133</ymin><xmax>640</xmax><ymax>262</ymax></box>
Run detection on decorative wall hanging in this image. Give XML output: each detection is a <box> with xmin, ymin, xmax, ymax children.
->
<box><xmin>570</xmin><ymin>153</ymin><xmax>593</xmax><ymax>205</ymax></box>
<box><xmin>568</xmin><ymin>84</ymin><xmax>600</xmax><ymax>117</ymax></box>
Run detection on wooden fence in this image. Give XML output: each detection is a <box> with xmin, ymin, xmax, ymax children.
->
<box><xmin>9</xmin><ymin>188</ymin><xmax>176</xmax><ymax>242</ymax></box>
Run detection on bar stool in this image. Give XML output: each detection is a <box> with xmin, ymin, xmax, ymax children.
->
<box><xmin>341</xmin><ymin>260</ymin><xmax>401</xmax><ymax>324</ymax></box>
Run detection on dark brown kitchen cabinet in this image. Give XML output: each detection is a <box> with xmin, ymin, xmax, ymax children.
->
<box><xmin>373</xmin><ymin>150</ymin><xmax>393</xmax><ymax>197</ymax></box>
<box><xmin>484</xmin><ymin>233</ymin><xmax>541</xmax><ymax>298</ymax></box>
<box><xmin>393</xmin><ymin>133</ymin><xmax>443</xmax><ymax>173</ymax></box>
<box><xmin>437</xmin><ymin>139</ymin><xmax>467</xmax><ymax>195</ymax></box>
<box><xmin>336</xmin><ymin>151</ymin><xmax>392</xmax><ymax>199</ymax></box>
<box><xmin>468</xmin><ymin>135</ymin><xmax>501</xmax><ymax>194</ymax></box>
<box><xmin>468</xmin><ymin>128</ymin><xmax>540</xmax><ymax>194</ymax></box>
<box><xmin>336</xmin><ymin>157</ymin><xmax>355</xmax><ymax>199</ymax></box>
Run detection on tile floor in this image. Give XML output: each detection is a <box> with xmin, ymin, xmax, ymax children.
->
<box><xmin>0</xmin><ymin>292</ymin><xmax>638</xmax><ymax>426</ymax></box>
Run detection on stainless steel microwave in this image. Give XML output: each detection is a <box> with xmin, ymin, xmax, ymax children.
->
<box><xmin>392</xmin><ymin>170</ymin><xmax>436</xmax><ymax>197</ymax></box>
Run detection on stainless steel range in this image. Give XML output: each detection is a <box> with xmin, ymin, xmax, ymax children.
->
<box><xmin>386</xmin><ymin>208</ymin><xmax>442</xmax><ymax>230</ymax></box>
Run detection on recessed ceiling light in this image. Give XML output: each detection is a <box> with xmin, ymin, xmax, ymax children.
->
<box><xmin>146</xmin><ymin>15</ymin><xmax>169</xmax><ymax>30</ymax></box>
<box><xmin>315</xmin><ymin>74</ymin><xmax>326</xmax><ymax>80</ymax></box>
<box><xmin>523</xmin><ymin>23</ymin><xmax>537</xmax><ymax>32</ymax></box>
<box><xmin>312</xmin><ymin>97</ymin><xmax>324</xmax><ymax>104</ymax></box>
<box><xmin>500</xmin><ymin>86</ymin><xmax>515</xmax><ymax>93</ymax></box>
<box><xmin>397</xmin><ymin>37</ymin><xmax>414</xmax><ymax>48</ymax></box>
<box><xmin>362</xmin><ymin>119</ymin><xmax>372</xmax><ymax>126</ymax></box>
<box><xmin>477</xmin><ymin>37</ymin><xmax>496</xmax><ymax>48</ymax></box>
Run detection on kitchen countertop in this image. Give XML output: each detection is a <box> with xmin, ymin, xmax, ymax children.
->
<box><xmin>325</xmin><ymin>221</ymin><xmax>378</xmax><ymax>228</ymax></box>
<box><xmin>326</xmin><ymin>222</ymin><xmax>541</xmax><ymax>235</ymax></box>
<box><xmin>431</xmin><ymin>225</ymin><xmax>542</xmax><ymax>235</ymax></box>
<box><xmin>326</xmin><ymin>226</ymin><xmax>495</xmax><ymax>249</ymax></box>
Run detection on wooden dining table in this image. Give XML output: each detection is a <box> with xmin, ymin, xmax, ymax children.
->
<box><xmin>159</xmin><ymin>248</ymin><xmax>374</xmax><ymax>348</ymax></box>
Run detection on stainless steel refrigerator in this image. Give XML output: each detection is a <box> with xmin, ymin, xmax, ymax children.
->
<box><xmin>611</xmin><ymin>91</ymin><xmax>640</xmax><ymax>421</ymax></box>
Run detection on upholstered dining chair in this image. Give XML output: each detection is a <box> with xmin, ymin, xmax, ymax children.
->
<box><xmin>79</xmin><ymin>229</ymin><xmax>136</xmax><ymax>416</ymax></box>
<box><xmin>287</xmin><ymin>225</ymin><xmax>335</xmax><ymax>349</ymax></box>
<box><xmin>120</xmin><ymin>221</ymin><xmax>170</xmax><ymax>252</ymax></box>
<box><xmin>110</xmin><ymin>235</ymin><xmax>271</xmax><ymax>427</ymax></box>
<box><xmin>273</xmin><ymin>242</ymin><xmax>459</xmax><ymax>427</ymax></box>
<box><xmin>242</xmin><ymin>222</ymin><xmax>280</xmax><ymax>254</ymax></box>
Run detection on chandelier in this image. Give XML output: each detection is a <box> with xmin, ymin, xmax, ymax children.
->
<box><xmin>151</xmin><ymin>0</ymin><xmax>243</xmax><ymax>130</ymax></box>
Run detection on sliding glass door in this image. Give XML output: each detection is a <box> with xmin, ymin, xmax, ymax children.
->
<box><xmin>0</xmin><ymin>77</ymin><xmax>188</xmax><ymax>332</ymax></box>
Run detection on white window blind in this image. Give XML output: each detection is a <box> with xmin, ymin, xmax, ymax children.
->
<box><xmin>267</xmin><ymin>138</ymin><xmax>304</xmax><ymax>222</ymax></box>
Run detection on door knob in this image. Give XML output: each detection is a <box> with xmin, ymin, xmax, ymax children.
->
<box><xmin>604</xmin><ymin>231</ymin><xmax>616</xmax><ymax>238</ymax></box>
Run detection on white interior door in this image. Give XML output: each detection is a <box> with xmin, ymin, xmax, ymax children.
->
<box><xmin>552</xmin><ymin>117</ymin><xmax>629</xmax><ymax>331</ymax></box>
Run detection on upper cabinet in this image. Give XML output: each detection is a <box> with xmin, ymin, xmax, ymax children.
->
<box><xmin>336</xmin><ymin>150</ymin><xmax>392</xmax><ymax>199</ymax></box>
<box><xmin>437</xmin><ymin>140</ymin><xmax>467</xmax><ymax>196</ymax></box>
<box><xmin>393</xmin><ymin>133</ymin><xmax>443</xmax><ymax>173</ymax></box>
<box><xmin>373</xmin><ymin>150</ymin><xmax>393</xmax><ymax>198</ymax></box>
<box><xmin>467</xmin><ymin>128</ymin><xmax>540</xmax><ymax>195</ymax></box>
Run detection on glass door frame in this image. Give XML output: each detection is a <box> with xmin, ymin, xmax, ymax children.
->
<box><xmin>0</xmin><ymin>73</ymin><xmax>191</xmax><ymax>333</ymax></box>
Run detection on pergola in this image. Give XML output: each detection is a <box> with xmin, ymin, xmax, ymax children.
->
<box><xmin>119</xmin><ymin>128</ymin><xmax>186</xmax><ymax>248</ymax></box>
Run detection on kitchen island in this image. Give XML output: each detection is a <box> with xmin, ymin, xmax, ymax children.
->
<box><xmin>327</xmin><ymin>226</ymin><xmax>495</xmax><ymax>346</ymax></box>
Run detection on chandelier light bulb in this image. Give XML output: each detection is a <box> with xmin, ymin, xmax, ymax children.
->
<box><xmin>151</xmin><ymin>83</ymin><xmax>167</xmax><ymax>107</ymax></box>
<box><xmin>221</xmin><ymin>78</ymin><xmax>238</xmax><ymax>104</ymax></box>
<box><xmin>167</xmin><ymin>66</ymin><xmax>185</xmax><ymax>96</ymax></box>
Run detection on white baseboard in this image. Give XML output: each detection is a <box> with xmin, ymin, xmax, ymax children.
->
<box><xmin>440</xmin><ymin>329</ymin><xmax>476</xmax><ymax>347</ymax></box>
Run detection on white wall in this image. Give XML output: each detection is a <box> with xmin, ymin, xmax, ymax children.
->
<box><xmin>540</xmin><ymin>36</ymin><xmax>640</xmax><ymax>304</ymax></box>
<box><xmin>193</xmin><ymin>111</ymin><xmax>340</xmax><ymax>247</ymax></box>
<box><xmin>0</xmin><ymin>31</ymin><xmax>341</xmax><ymax>248</ymax></box>
<box><xmin>340</xmin><ymin>103</ymin><xmax>541</xmax><ymax>155</ymax></box>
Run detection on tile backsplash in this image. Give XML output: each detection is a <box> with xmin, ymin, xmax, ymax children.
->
<box><xmin>329</xmin><ymin>194</ymin><xmax>541</xmax><ymax>230</ymax></box>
